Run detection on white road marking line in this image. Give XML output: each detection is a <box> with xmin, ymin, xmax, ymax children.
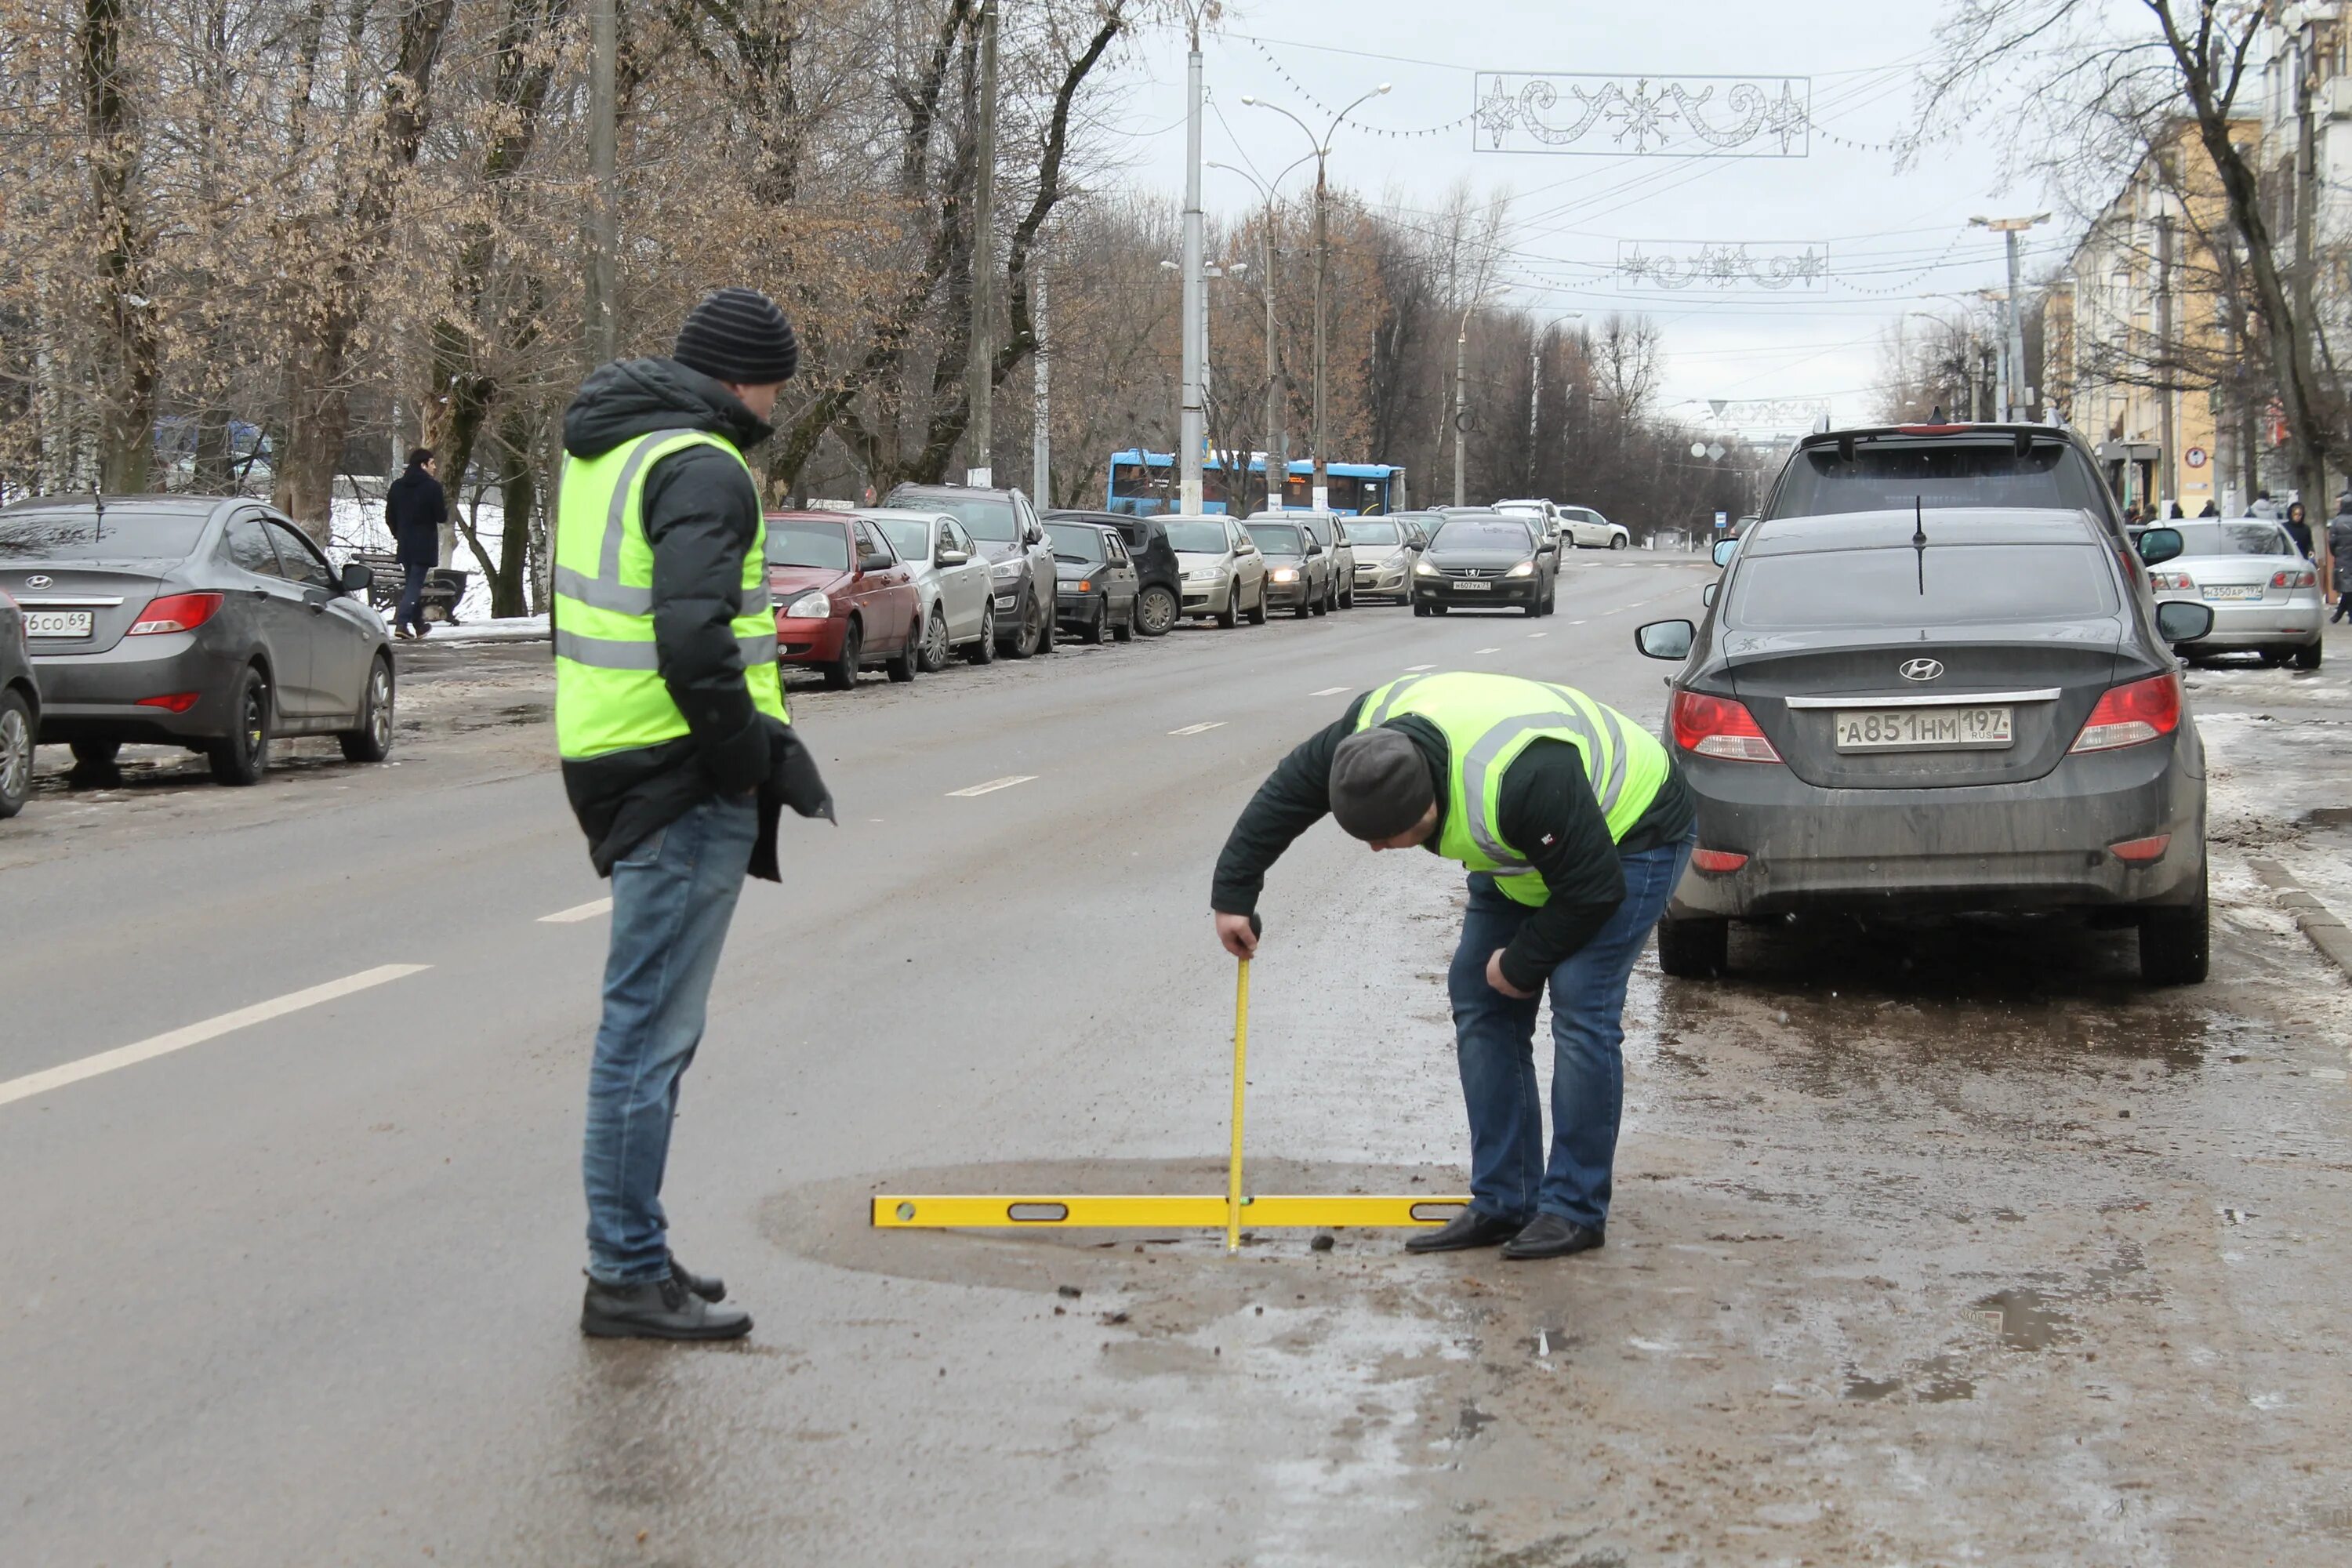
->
<box><xmin>947</xmin><ymin>775</ymin><xmax>1038</xmax><ymax>797</ymax></box>
<box><xmin>539</xmin><ymin>898</ymin><xmax>613</xmax><ymax>924</ymax></box>
<box><xmin>1309</xmin><ymin>685</ymin><xmax>1350</xmax><ymax>695</ymax></box>
<box><xmin>1566</xmin><ymin>620</ymin><xmax>1587</xmax><ymax>626</ymax></box>
<box><xmin>1168</xmin><ymin>721</ymin><xmax>1227</xmax><ymax>735</ymax></box>
<box><xmin>1603</xmin><ymin>606</ymin><xmax>1629</xmax><ymax>615</ymax></box>
<box><xmin>0</xmin><ymin>964</ymin><xmax>433</xmax><ymax>1111</ymax></box>
<box><xmin>1527</xmin><ymin>632</ymin><xmax>1548</xmax><ymax>638</ymax></box>
<box><xmin>1404</xmin><ymin>663</ymin><xmax>1436</xmax><ymax>672</ymax></box>
<box><xmin>1475</xmin><ymin>646</ymin><xmax>1501</xmax><ymax>654</ymax></box>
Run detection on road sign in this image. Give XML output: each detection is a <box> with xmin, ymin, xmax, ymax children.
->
<box><xmin>2186</xmin><ymin>446</ymin><xmax>2209</xmax><ymax>469</ymax></box>
<box><xmin>1714</xmin><ymin>510</ymin><xmax>1730</xmax><ymax>531</ymax></box>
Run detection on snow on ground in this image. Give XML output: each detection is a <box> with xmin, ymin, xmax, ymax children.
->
<box><xmin>330</xmin><ymin>493</ymin><xmax>513</xmax><ymax>626</ymax></box>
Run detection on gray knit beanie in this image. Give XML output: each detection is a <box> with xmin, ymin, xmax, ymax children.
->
<box><xmin>1328</xmin><ymin>727</ymin><xmax>1436</xmax><ymax>840</ymax></box>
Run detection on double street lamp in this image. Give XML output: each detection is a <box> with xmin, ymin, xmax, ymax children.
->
<box><xmin>1208</xmin><ymin>154</ymin><xmax>1315</xmax><ymax>513</ymax></box>
<box><xmin>1240</xmin><ymin>83</ymin><xmax>1389</xmax><ymax>511</ymax></box>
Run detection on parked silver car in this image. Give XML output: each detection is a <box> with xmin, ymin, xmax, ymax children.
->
<box><xmin>1162</xmin><ymin>515</ymin><xmax>1268</xmax><ymax>627</ymax></box>
<box><xmin>865</xmin><ymin>508</ymin><xmax>996</xmax><ymax>670</ymax></box>
<box><xmin>2146</xmin><ymin>517</ymin><xmax>2325</xmax><ymax>669</ymax></box>
<box><xmin>1337</xmin><ymin>514</ymin><xmax>1418</xmax><ymax>602</ymax></box>
<box><xmin>884</xmin><ymin>483</ymin><xmax>1057</xmax><ymax>659</ymax></box>
<box><xmin>0</xmin><ymin>495</ymin><xmax>392</xmax><ymax>786</ymax></box>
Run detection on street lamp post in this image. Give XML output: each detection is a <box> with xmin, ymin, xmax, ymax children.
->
<box><xmin>1527</xmin><ymin>312</ymin><xmax>1581</xmax><ymax>492</ymax></box>
<box><xmin>1242</xmin><ymin>84</ymin><xmax>1389</xmax><ymax>511</ymax></box>
<box><xmin>1969</xmin><ymin>213</ymin><xmax>2049</xmax><ymax>421</ymax></box>
<box><xmin>1210</xmin><ymin>156</ymin><xmax>1314</xmax><ymax>513</ymax></box>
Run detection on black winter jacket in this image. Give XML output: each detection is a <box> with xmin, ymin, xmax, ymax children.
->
<box><xmin>384</xmin><ymin>463</ymin><xmax>447</xmax><ymax>567</ymax></box>
<box><xmin>558</xmin><ymin>357</ymin><xmax>833</xmax><ymax>877</ymax></box>
<box><xmin>2330</xmin><ymin>514</ymin><xmax>2352</xmax><ymax>592</ymax></box>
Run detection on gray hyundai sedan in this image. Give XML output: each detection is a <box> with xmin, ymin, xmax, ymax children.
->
<box><xmin>1636</xmin><ymin>508</ymin><xmax>2217</xmax><ymax>985</ymax></box>
<box><xmin>0</xmin><ymin>495</ymin><xmax>393</xmax><ymax>785</ymax></box>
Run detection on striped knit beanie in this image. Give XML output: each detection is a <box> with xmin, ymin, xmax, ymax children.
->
<box><xmin>673</xmin><ymin>288</ymin><xmax>799</xmax><ymax>386</ymax></box>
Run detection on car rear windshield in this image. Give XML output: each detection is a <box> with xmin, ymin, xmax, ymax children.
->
<box><xmin>909</xmin><ymin>494</ymin><xmax>1018</xmax><ymax>542</ymax></box>
<box><xmin>1730</xmin><ymin>544</ymin><xmax>2119</xmax><ymax>628</ymax></box>
<box><xmin>2172</xmin><ymin>521</ymin><xmax>2292</xmax><ymax>557</ymax></box>
<box><xmin>1163</xmin><ymin>521</ymin><xmax>1229</xmax><ymax>553</ymax></box>
<box><xmin>766</xmin><ymin>521</ymin><xmax>850</xmax><ymax>571</ymax></box>
<box><xmin>1046</xmin><ymin>523</ymin><xmax>1105</xmax><ymax>561</ymax></box>
<box><xmin>0</xmin><ymin>508</ymin><xmax>208</xmax><ymax>561</ymax></box>
<box><xmin>1343</xmin><ymin>520</ymin><xmax>1401</xmax><ymax>546</ymax></box>
<box><xmin>1432</xmin><ymin>518</ymin><xmax>1534</xmax><ymax>550</ymax></box>
<box><xmin>1246</xmin><ymin>522</ymin><xmax>1305</xmax><ymax>554</ymax></box>
<box><xmin>1770</xmin><ymin>440</ymin><xmax>2112</xmax><ymax>517</ymax></box>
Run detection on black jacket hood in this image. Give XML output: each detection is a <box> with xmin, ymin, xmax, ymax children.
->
<box><xmin>564</xmin><ymin>357</ymin><xmax>774</xmax><ymax>461</ymax></box>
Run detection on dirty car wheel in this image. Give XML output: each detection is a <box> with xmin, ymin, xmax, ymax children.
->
<box><xmin>1656</xmin><ymin>915</ymin><xmax>1728</xmax><ymax>979</ymax></box>
<box><xmin>0</xmin><ymin>689</ymin><xmax>32</xmax><ymax>818</ymax></box>
<box><xmin>2139</xmin><ymin>866</ymin><xmax>2209</xmax><ymax>985</ymax></box>
<box><xmin>1136</xmin><ymin>586</ymin><xmax>1178</xmax><ymax>637</ymax></box>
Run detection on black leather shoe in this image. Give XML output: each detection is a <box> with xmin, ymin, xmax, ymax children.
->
<box><xmin>669</xmin><ymin>1254</ymin><xmax>725</xmax><ymax>1303</ymax></box>
<box><xmin>1403</xmin><ymin>1208</ymin><xmax>1528</xmax><ymax>1254</ymax></box>
<box><xmin>1500</xmin><ymin>1214</ymin><xmax>1605</xmax><ymax>1260</ymax></box>
<box><xmin>582</xmin><ymin>1274</ymin><xmax>752</xmax><ymax>1340</ymax></box>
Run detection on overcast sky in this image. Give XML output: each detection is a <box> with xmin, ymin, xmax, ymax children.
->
<box><xmin>1094</xmin><ymin>0</ymin><xmax>2056</xmax><ymax>436</ymax></box>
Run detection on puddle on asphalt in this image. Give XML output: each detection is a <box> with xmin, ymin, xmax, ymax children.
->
<box><xmin>1973</xmin><ymin>1287</ymin><xmax>2072</xmax><ymax>1352</ymax></box>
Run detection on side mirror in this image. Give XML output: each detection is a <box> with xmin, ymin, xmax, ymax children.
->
<box><xmin>1701</xmin><ymin>583</ymin><xmax>1719</xmax><ymax>608</ymax></box>
<box><xmin>1306</xmin><ymin>540</ymin><xmax>1322</xmax><ymax>555</ymax></box>
<box><xmin>1635</xmin><ymin>619</ymin><xmax>1697</xmax><ymax>661</ymax></box>
<box><xmin>2137</xmin><ymin>526</ymin><xmax>2184</xmax><ymax>566</ymax></box>
<box><xmin>859</xmin><ymin>551</ymin><xmax>893</xmax><ymax>574</ymax></box>
<box><xmin>338</xmin><ymin>561</ymin><xmax>373</xmax><ymax>593</ymax></box>
<box><xmin>938</xmin><ymin>547</ymin><xmax>969</xmax><ymax>567</ymax></box>
<box><xmin>2156</xmin><ymin>600</ymin><xmax>2214</xmax><ymax>644</ymax></box>
<box><xmin>1711</xmin><ymin>538</ymin><xmax>1740</xmax><ymax>568</ymax></box>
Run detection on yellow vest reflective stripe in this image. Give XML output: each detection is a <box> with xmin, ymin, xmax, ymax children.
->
<box><xmin>1353</xmin><ymin>671</ymin><xmax>1670</xmax><ymax>908</ymax></box>
<box><xmin>553</xmin><ymin>428</ymin><xmax>789</xmax><ymax>760</ymax></box>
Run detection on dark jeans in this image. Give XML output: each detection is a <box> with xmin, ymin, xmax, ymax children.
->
<box><xmin>1445</xmin><ymin>836</ymin><xmax>1694</xmax><ymax>1229</ymax></box>
<box><xmin>397</xmin><ymin>561</ymin><xmax>430</xmax><ymax>633</ymax></box>
<box><xmin>582</xmin><ymin>794</ymin><xmax>759</xmax><ymax>1284</ymax></box>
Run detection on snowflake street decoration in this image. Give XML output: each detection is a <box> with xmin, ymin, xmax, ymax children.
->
<box><xmin>1618</xmin><ymin>241</ymin><xmax>1829</xmax><ymax>290</ymax></box>
<box><xmin>1475</xmin><ymin>73</ymin><xmax>1810</xmax><ymax>158</ymax></box>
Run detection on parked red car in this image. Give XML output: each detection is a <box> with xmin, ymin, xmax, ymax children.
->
<box><xmin>766</xmin><ymin>511</ymin><xmax>924</xmax><ymax>689</ymax></box>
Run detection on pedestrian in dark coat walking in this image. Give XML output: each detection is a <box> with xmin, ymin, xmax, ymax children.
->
<box><xmin>384</xmin><ymin>449</ymin><xmax>447</xmax><ymax>639</ymax></box>
<box><xmin>2285</xmin><ymin>500</ymin><xmax>2314</xmax><ymax>560</ymax></box>
<box><xmin>2328</xmin><ymin>495</ymin><xmax>2352</xmax><ymax>622</ymax></box>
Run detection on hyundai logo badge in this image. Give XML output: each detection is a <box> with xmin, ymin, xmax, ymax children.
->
<box><xmin>24</xmin><ymin>575</ymin><xmax>51</xmax><ymax>590</ymax></box>
<box><xmin>1899</xmin><ymin>658</ymin><xmax>1944</xmax><ymax>683</ymax></box>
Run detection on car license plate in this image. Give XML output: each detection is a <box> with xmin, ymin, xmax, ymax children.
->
<box><xmin>1833</xmin><ymin>706</ymin><xmax>2013</xmax><ymax>752</ymax></box>
<box><xmin>2201</xmin><ymin>584</ymin><xmax>2262</xmax><ymax>601</ymax></box>
<box><xmin>1451</xmin><ymin>580</ymin><xmax>1492</xmax><ymax>591</ymax></box>
<box><xmin>24</xmin><ymin>610</ymin><xmax>93</xmax><ymax>639</ymax></box>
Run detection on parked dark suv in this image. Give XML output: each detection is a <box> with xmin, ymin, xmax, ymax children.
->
<box><xmin>1047</xmin><ymin>509</ymin><xmax>1182</xmax><ymax>637</ymax></box>
<box><xmin>0</xmin><ymin>589</ymin><xmax>38</xmax><ymax>818</ymax></box>
<box><xmin>1762</xmin><ymin>421</ymin><xmax>2130</xmax><ymax>546</ymax></box>
<box><xmin>884</xmin><ymin>483</ymin><xmax>1057</xmax><ymax>657</ymax></box>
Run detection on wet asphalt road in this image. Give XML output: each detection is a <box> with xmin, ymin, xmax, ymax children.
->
<box><xmin>3</xmin><ymin>554</ymin><xmax>2350</xmax><ymax>1566</ymax></box>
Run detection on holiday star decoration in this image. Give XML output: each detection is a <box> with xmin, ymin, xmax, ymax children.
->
<box><xmin>1474</xmin><ymin>74</ymin><xmax>1811</xmax><ymax>158</ymax></box>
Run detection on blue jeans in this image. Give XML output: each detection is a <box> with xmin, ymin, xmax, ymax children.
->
<box><xmin>397</xmin><ymin>561</ymin><xmax>429</xmax><ymax>633</ymax></box>
<box><xmin>1446</xmin><ymin>836</ymin><xmax>1694</xmax><ymax>1229</ymax></box>
<box><xmin>583</xmin><ymin>794</ymin><xmax>759</xmax><ymax>1284</ymax></box>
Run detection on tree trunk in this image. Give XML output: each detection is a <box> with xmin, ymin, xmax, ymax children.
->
<box><xmin>489</xmin><ymin>410</ymin><xmax>534</xmax><ymax>619</ymax></box>
<box><xmin>82</xmin><ymin>0</ymin><xmax>159</xmax><ymax>494</ymax></box>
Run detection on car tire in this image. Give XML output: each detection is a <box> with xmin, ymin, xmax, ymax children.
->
<box><xmin>2139</xmin><ymin>865</ymin><xmax>2209</xmax><ymax>985</ymax></box>
<box><xmin>823</xmin><ymin>619</ymin><xmax>863</xmax><ymax>689</ymax></box>
<box><xmin>1412</xmin><ymin>601</ymin><xmax>1430</xmax><ymax>618</ymax></box>
<box><xmin>1429</xmin><ymin>602</ymin><xmax>1448</xmax><ymax>616</ymax></box>
<box><xmin>1523</xmin><ymin>594</ymin><xmax>1542</xmax><ymax>618</ymax></box>
<box><xmin>1294</xmin><ymin>593</ymin><xmax>1312</xmax><ymax>619</ymax></box>
<box><xmin>919</xmin><ymin>606</ymin><xmax>952</xmax><ymax>673</ymax></box>
<box><xmin>337</xmin><ymin>655</ymin><xmax>395</xmax><ymax>763</ymax></box>
<box><xmin>1247</xmin><ymin>583</ymin><xmax>1269</xmax><ymax>625</ymax></box>
<box><xmin>1342</xmin><ymin>580</ymin><xmax>1356</xmax><ymax>609</ymax></box>
<box><xmin>1111</xmin><ymin>604</ymin><xmax>1135</xmax><ymax>643</ymax></box>
<box><xmin>0</xmin><ymin>688</ymin><xmax>32</xmax><ymax>819</ymax></box>
<box><xmin>2292</xmin><ymin>638</ymin><xmax>2325</xmax><ymax>670</ymax></box>
<box><xmin>205</xmin><ymin>664</ymin><xmax>271</xmax><ymax>786</ymax></box>
<box><xmin>69</xmin><ymin>739</ymin><xmax>119</xmax><ymax>770</ymax></box>
<box><xmin>1656</xmin><ymin>915</ymin><xmax>1729</xmax><ymax>979</ymax></box>
<box><xmin>1136</xmin><ymin>586</ymin><xmax>1178</xmax><ymax>637</ymax></box>
<box><xmin>1081</xmin><ymin>598</ymin><xmax>1109</xmax><ymax>644</ymax></box>
<box><xmin>1311</xmin><ymin>583</ymin><xmax>1329</xmax><ymax>617</ymax></box>
<box><xmin>1610</xmin><ymin>534</ymin><xmax>1628</xmax><ymax>550</ymax></box>
<box><xmin>1217</xmin><ymin>586</ymin><xmax>1240</xmax><ymax>629</ymax></box>
<box><xmin>886</xmin><ymin>618</ymin><xmax>920</xmax><ymax>682</ymax></box>
<box><xmin>965</xmin><ymin>603</ymin><xmax>996</xmax><ymax>664</ymax></box>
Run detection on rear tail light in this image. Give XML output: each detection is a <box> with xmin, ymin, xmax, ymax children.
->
<box><xmin>2271</xmin><ymin>568</ymin><xmax>2318</xmax><ymax>588</ymax></box>
<box><xmin>127</xmin><ymin>592</ymin><xmax>223</xmax><ymax>636</ymax></box>
<box><xmin>1691</xmin><ymin>848</ymin><xmax>1749</xmax><ymax>873</ymax></box>
<box><xmin>2070</xmin><ymin>672</ymin><xmax>2183</xmax><ymax>753</ymax></box>
<box><xmin>136</xmin><ymin>691</ymin><xmax>201</xmax><ymax>713</ymax></box>
<box><xmin>1670</xmin><ymin>690</ymin><xmax>1781</xmax><ymax>763</ymax></box>
<box><xmin>2108</xmin><ymin>833</ymin><xmax>2172</xmax><ymax>864</ymax></box>
<box><xmin>2147</xmin><ymin>571</ymin><xmax>2194</xmax><ymax>591</ymax></box>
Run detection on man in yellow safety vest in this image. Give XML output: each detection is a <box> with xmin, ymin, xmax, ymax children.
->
<box><xmin>1211</xmin><ymin>672</ymin><xmax>1694</xmax><ymax>1260</ymax></box>
<box><xmin>557</xmin><ymin>288</ymin><xmax>833</xmax><ymax>1341</ymax></box>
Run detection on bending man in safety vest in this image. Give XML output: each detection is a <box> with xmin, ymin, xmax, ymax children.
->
<box><xmin>556</xmin><ymin>288</ymin><xmax>833</xmax><ymax>1339</ymax></box>
<box><xmin>1212</xmin><ymin>672</ymin><xmax>1694</xmax><ymax>1260</ymax></box>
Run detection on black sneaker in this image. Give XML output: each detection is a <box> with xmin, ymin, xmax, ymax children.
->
<box><xmin>581</xmin><ymin>1274</ymin><xmax>751</xmax><ymax>1340</ymax></box>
